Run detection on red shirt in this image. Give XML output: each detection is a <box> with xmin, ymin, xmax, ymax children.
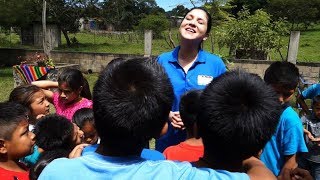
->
<box><xmin>163</xmin><ymin>142</ymin><xmax>204</xmax><ymax>162</ymax></box>
<box><xmin>0</xmin><ymin>163</ymin><xmax>29</xmax><ymax>180</ymax></box>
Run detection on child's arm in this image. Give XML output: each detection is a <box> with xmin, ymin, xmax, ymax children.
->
<box><xmin>278</xmin><ymin>154</ymin><xmax>298</xmax><ymax>178</ymax></box>
<box><xmin>242</xmin><ymin>156</ymin><xmax>276</xmax><ymax>180</ymax></box>
<box><xmin>303</xmin><ymin>128</ymin><xmax>315</xmax><ymax>140</ymax></box>
<box><xmin>32</xmin><ymin>80</ymin><xmax>58</xmax><ymax>102</ymax></box>
<box><xmin>297</xmin><ymin>93</ymin><xmax>311</xmax><ymax>116</ymax></box>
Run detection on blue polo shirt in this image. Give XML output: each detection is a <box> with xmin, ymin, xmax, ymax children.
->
<box><xmin>156</xmin><ymin>46</ymin><xmax>226</xmax><ymax>152</ymax></box>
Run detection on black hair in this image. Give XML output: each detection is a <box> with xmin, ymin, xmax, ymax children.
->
<box><xmin>72</xmin><ymin>108</ymin><xmax>94</xmax><ymax>129</ymax></box>
<box><xmin>58</xmin><ymin>68</ymin><xmax>92</xmax><ymax>100</ymax></box>
<box><xmin>179</xmin><ymin>90</ymin><xmax>202</xmax><ymax>132</ymax></box>
<box><xmin>9</xmin><ymin>84</ymin><xmax>42</xmax><ymax>109</ymax></box>
<box><xmin>93</xmin><ymin>57</ymin><xmax>174</xmax><ymax>155</ymax></box>
<box><xmin>312</xmin><ymin>95</ymin><xmax>320</xmax><ymax>107</ymax></box>
<box><xmin>0</xmin><ymin>102</ymin><xmax>29</xmax><ymax>140</ymax></box>
<box><xmin>29</xmin><ymin>149</ymin><xmax>69</xmax><ymax>180</ymax></box>
<box><xmin>183</xmin><ymin>7</ymin><xmax>212</xmax><ymax>34</ymax></box>
<box><xmin>34</xmin><ymin>114</ymin><xmax>74</xmax><ymax>151</ymax></box>
<box><xmin>264</xmin><ymin>61</ymin><xmax>299</xmax><ymax>90</ymax></box>
<box><xmin>197</xmin><ymin>70</ymin><xmax>281</xmax><ymax>162</ymax></box>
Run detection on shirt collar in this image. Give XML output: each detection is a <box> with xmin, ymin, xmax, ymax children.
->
<box><xmin>169</xmin><ymin>46</ymin><xmax>206</xmax><ymax>63</ymax></box>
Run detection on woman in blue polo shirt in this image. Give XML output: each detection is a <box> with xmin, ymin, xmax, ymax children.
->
<box><xmin>157</xmin><ymin>7</ymin><xmax>226</xmax><ymax>152</ymax></box>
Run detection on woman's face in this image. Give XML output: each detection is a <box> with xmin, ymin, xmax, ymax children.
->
<box><xmin>30</xmin><ymin>90</ymin><xmax>50</xmax><ymax>118</ymax></box>
<box><xmin>179</xmin><ymin>9</ymin><xmax>209</xmax><ymax>42</ymax></box>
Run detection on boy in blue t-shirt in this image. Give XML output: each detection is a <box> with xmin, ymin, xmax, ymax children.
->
<box><xmin>261</xmin><ymin>61</ymin><xmax>308</xmax><ymax>177</ymax></box>
<box><xmin>194</xmin><ymin>70</ymin><xmax>281</xmax><ymax>177</ymax></box>
<box><xmin>299</xmin><ymin>95</ymin><xmax>320</xmax><ymax>179</ymax></box>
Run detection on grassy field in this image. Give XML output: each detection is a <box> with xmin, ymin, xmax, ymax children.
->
<box><xmin>1</xmin><ymin>24</ymin><xmax>320</xmax><ymax>62</ymax></box>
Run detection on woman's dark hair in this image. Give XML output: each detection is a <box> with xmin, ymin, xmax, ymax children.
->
<box><xmin>29</xmin><ymin>149</ymin><xmax>69</xmax><ymax>180</ymax></box>
<box><xmin>72</xmin><ymin>108</ymin><xmax>94</xmax><ymax>129</ymax></box>
<box><xmin>183</xmin><ymin>7</ymin><xmax>212</xmax><ymax>34</ymax></box>
<box><xmin>58</xmin><ymin>68</ymin><xmax>92</xmax><ymax>100</ymax></box>
<box><xmin>9</xmin><ymin>84</ymin><xmax>42</xmax><ymax>108</ymax></box>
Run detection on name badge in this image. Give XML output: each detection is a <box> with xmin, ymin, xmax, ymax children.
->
<box><xmin>197</xmin><ymin>75</ymin><xmax>213</xmax><ymax>85</ymax></box>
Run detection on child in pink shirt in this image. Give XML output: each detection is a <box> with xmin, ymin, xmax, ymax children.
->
<box><xmin>32</xmin><ymin>68</ymin><xmax>92</xmax><ymax>120</ymax></box>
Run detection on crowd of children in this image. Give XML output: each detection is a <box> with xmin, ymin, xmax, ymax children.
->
<box><xmin>1</xmin><ymin>7</ymin><xmax>318</xmax><ymax>180</ymax></box>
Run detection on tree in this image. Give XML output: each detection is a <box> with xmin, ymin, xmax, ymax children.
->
<box><xmin>101</xmin><ymin>0</ymin><xmax>165</xmax><ymax>31</ymax></box>
<box><xmin>167</xmin><ymin>5</ymin><xmax>189</xmax><ymax>17</ymax></box>
<box><xmin>135</xmin><ymin>14</ymin><xmax>170</xmax><ymax>38</ymax></box>
<box><xmin>0</xmin><ymin>0</ymin><xmax>39</xmax><ymax>28</ymax></box>
<box><xmin>267</xmin><ymin>0</ymin><xmax>319</xmax><ymax>30</ymax></box>
<box><xmin>227</xmin><ymin>0</ymin><xmax>268</xmax><ymax>17</ymax></box>
<box><xmin>215</xmin><ymin>9</ymin><xmax>288</xmax><ymax>60</ymax></box>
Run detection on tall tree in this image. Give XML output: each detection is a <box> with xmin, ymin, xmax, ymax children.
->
<box><xmin>267</xmin><ymin>0</ymin><xmax>319</xmax><ymax>30</ymax></box>
<box><xmin>101</xmin><ymin>0</ymin><xmax>164</xmax><ymax>31</ymax></box>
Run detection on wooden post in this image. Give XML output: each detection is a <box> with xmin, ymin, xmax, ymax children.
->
<box><xmin>287</xmin><ymin>31</ymin><xmax>300</xmax><ymax>64</ymax></box>
<box><xmin>144</xmin><ymin>30</ymin><xmax>152</xmax><ymax>57</ymax></box>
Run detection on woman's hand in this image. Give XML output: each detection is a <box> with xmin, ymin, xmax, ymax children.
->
<box><xmin>169</xmin><ymin>111</ymin><xmax>185</xmax><ymax>130</ymax></box>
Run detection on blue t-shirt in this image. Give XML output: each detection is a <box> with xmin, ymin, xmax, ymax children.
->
<box><xmin>302</xmin><ymin>84</ymin><xmax>320</xmax><ymax>99</ymax></box>
<box><xmin>39</xmin><ymin>152</ymin><xmax>249</xmax><ymax>180</ymax></box>
<box><xmin>260</xmin><ymin>106</ymin><xmax>308</xmax><ymax>176</ymax></box>
<box><xmin>82</xmin><ymin>144</ymin><xmax>165</xmax><ymax>160</ymax></box>
<box><xmin>156</xmin><ymin>46</ymin><xmax>226</xmax><ymax>152</ymax></box>
<box><xmin>20</xmin><ymin>145</ymin><xmax>41</xmax><ymax>166</ymax></box>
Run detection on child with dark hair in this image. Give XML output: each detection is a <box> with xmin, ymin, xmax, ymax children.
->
<box><xmin>32</xmin><ymin>68</ymin><xmax>92</xmax><ymax>120</ymax></box>
<box><xmin>163</xmin><ymin>90</ymin><xmax>204</xmax><ymax>162</ymax></box>
<box><xmin>260</xmin><ymin>61</ymin><xmax>308</xmax><ymax>177</ymax></box>
<box><xmin>73</xmin><ymin>108</ymin><xmax>98</xmax><ymax>145</ymax></box>
<box><xmin>0</xmin><ymin>102</ymin><xmax>35</xmax><ymax>180</ymax></box>
<box><xmin>299</xmin><ymin>95</ymin><xmax>320</xmax><ymax>179</ymax></box>
<box><xmin>34</xmin><ymin>114</ymin><xmax>84</xmax><ymax>152</ymax></box>
<box><xmin>38</xmin><ymin>58</ymin><xmax>266</xmax><ymax>179</ymax></box>
<box><xmin>9</xmin><ymin>84</ymin><xmax>50</xmax><ymax>128</ymax></box>
<box><xmin>194</xmin><ymin>70</ymin><xmax>281</xmax><ymax>178</ymax></box>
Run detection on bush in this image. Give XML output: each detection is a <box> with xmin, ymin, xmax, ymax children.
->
<box><xmin>135</xmin><ymin>14</ymin><xmax>170</xmax><ymax>39</ymax></box>
<box><xmin>215</xmin><ymin>9</ymin><xmax>288</xmax><ymax>59</ymax></box>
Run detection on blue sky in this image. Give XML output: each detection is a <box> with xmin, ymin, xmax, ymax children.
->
<box><xmin>155</xmin><ymin>0</ymin><xmax>203</xmax><ymax>12</ymax></box>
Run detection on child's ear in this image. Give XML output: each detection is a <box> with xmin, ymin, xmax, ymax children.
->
<box><xmin>0</xmin><ymin>139</ymin><xmax>7</xmax><ymax>154</ymax></box>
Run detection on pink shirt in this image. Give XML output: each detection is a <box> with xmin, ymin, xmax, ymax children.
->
<box><xmin>53</xmin><ymin>92</ymin><xmax>93</xmax><ymax>120</ymax></box>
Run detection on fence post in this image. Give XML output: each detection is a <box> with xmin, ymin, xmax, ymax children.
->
<box><xmin>287</xmin><ymin>31</ymin><xmax>300</xmax><ymax>64</ymax></box>
<box><xmin>144</xmin><ymin>30</ymin><xmax>152</xmax><ymax>57</ymax></box>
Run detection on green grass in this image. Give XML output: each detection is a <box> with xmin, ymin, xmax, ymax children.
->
<box><xmin>0</xmin><ymin>67</ymin><xmax>15</xmax><ymax>102</ymax></box>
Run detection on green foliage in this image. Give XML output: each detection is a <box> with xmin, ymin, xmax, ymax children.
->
<box><xmin>267</xmin><ymin>0</ymin><xmax>320</xmax><ymax>30</ymax></box>
<box><xmin>215</xmin><ymin>9</ymin><xmax>288</xmax><ymax>59</ymax></box>
<box><xmin>135</xmin><ymin>14</ymin><xmax>170</xmax><ymax>39</ymax></box>
<box><xmin>227</xmin><ymin>0</ymin><xmax>268</xmax><ymax>17</ymax></box>
<box><xmin>166</xmin><ymin>5</ymin><xmax>189</xmax><ymax>17</ymax></box>
<box><xmin>101</xmin><ymin>0</ymin><xmax>165</xmax><ymax>31</ymax></box>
